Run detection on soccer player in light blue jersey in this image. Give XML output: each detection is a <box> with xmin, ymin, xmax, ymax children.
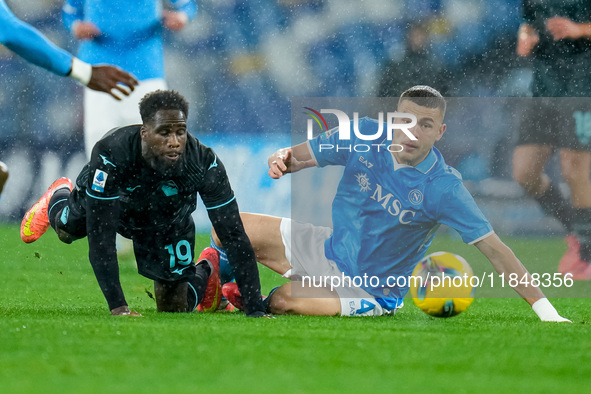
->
<box><xmin>0</xmin><ymin>0</ymin><xmax>137</xmax><ymax>201</ymax></box>
<box><xmin>62</xmin><ymin>0</ymin><xmax>197</xmax><ymax>158</ymax></box>
<box><xmin>0</xmin><ymin>0</ymin><xmax>137</xmax><ymax>98</ymax></box>
<box><xmin>211</xmin><ymin>85</ymin><xmax>569</xmax><ymax>322</ymax></box>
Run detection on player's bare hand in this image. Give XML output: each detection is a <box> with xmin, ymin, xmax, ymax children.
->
<box><xmin>111</xmin><ymin>305</ymin><xmax>142</xmax><ymax>317</ymax></box>
<box><xmin>546</xmin><ymin>17</ymin><xmax>582</xmax><ymax>40</ymax></box>
<box><xmin>88</xmin><ymin>66</ymin><xmax>139</xmax><ymax>100</ymax></box>
<box><xmin>162</xmin><ymin>11</ymin><xmax>188</xmax><ymax>31</ymax></box>
<box><xmin>516</xmin><ymin>24</ymin><xmax>539</xmax><ymax>56</ymax></box>
<box><xmin>268</xmin><ymin>149</ymin><xmax>292</xmax><ymax>179</ymax></box>
<box><xmin>73</xmin><ymin>21</ymin><xmax>102</xmax><ymax>40</ymax></box>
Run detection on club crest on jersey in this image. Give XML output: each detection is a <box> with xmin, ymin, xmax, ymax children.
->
<box><xmin>91</xmin><ymin>170</ymin><xmax>108</xmax><ymax>193</ymax></box>
<box><xmin>408</xmin><ymin>189</ymin><xmax>423</xmax><ymax>205</ymax></box>
<box><xmin>161</xmin><ymin>180</ymin><xmax>179</xmax><ymax>197</ymax></box>
<box><xmin>355</xmin><ymin>172</ymin><xmax>371</xmax><ymax>192</ymax></box>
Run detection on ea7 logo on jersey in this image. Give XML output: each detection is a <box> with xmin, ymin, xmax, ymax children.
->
<box><xmin>359</xmin><ymin>156</ymin><xmax>373</xmax><ymax>169</ymax></box>
<box><xmin>91</xmin><ymin>170</ymin><xmax>108</xmax><ymax>193</ymax></box>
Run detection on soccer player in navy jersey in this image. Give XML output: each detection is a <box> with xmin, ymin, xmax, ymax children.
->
<box><xmin>20</xmin><ymin>90</ymin><xmax>266</xmax><ymax>317</ymax></box>
<box><xmin>213</xmin><ymin>85</ymin><xmax>569</xmax><ymax>322</ymax></box>
<box><xmin>0</xmin><ymin>0</ymin><xmax>137</xmax><ymax>98</ymax></box>
<box><xmin>62</xmin><ymin>0</ymin><xmax>197</xmax><ymax>158</ymax></box>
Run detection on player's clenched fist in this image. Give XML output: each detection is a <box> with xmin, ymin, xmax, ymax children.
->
<box><xmin>516</xmin><ymin>24</ymin><xmax>539</xmax><ymax>57</ymax></box>
<box><xmin>267</xmin><ymin>144</ymin><xmax>318</xmax><ymax>179</ymax></box>
<box><xmin>268</xmin><ymin>148</ymin><xmax>291</xmax><ymax>179</ymax></box>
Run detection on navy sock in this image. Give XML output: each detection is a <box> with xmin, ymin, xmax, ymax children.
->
<box><xmin>573</xmin><ymin>208</ymin><xmax>591</xmax><ymax>262</ymax></box>
<box><xmin>48</xmin><ymin>188</ymin><xmax>71</xmax><ymax>230</ymax></box>
<box><xmin>262</xmin><ymin>286</ymin><xmax>280</xmax><ymax>313</ymax></box>
<box><xmin>187</xmin><ymin>261</ymin><xmax>211</xmax><ymax>311</ymax></box>
<box><xmin>534</xmin><ymin>183</ymin><xmax>574</xmax><ymax>233</ymax></box>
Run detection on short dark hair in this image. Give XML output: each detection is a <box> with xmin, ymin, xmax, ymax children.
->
<box><xmin>399</xmin><ymin>85</ymin><xmax>446</xmax><ymax>117</ymax></box>
<box><xmin>139</xmin><ymin>90</ymin><xmax>189</xmax><ymax>124</ymax></box>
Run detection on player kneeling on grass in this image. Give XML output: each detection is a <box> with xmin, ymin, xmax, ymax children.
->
<box><xmin>211</xmin><ymin>85</ymin><xmax>569</xmax><ymax>322</ymax></box>
<box><xmin>20</xmin><ymin>89</ymin><xmax>266</xmax><ymax>317</ymax></box>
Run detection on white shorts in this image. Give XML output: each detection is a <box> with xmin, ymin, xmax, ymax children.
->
<box><xmin>279</xmin><ymin>218</ymin><xmax>401</xmax><ymax>317</ymax></box>
<box><xmin>83</xmin><ymin>78</ymin><xmax>167</xmax><ymax>158</ymax></box>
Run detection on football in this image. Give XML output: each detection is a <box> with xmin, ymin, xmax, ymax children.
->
<box><xmin>409</xmin><ymin>251</ymin><xmax>475</xmax><ymax>318</ymax></box>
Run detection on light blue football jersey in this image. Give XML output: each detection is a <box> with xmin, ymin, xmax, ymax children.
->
<box><xmin>0</xmin><ymin>0</ymin><xmax>72</xmax><ymax>76</ymax></box>
<box><xmin>307</xmin><ymin>117</ymin><xmax>493</xmax><ymax>308</ymax></box>
<box><xmin>62</xmin><ymin>0</ymin><xmax>197</xmax><ymax>81</ymax></box>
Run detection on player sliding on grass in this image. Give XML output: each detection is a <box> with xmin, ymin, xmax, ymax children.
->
<box><xmin>20</xmin><ymin>90</ymin><xmax>266</xmax><ymax>317</ymax></box>
<box><xmin>212</xmin><ymin>85</ymin><xmax>570</xmax><ymax>322</ymax></box>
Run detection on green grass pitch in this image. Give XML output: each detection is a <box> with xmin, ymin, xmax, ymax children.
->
<box><xmin>1</xmin><ymin>223</ymin><xmax>590</xmax><ymax>393</ymax></box>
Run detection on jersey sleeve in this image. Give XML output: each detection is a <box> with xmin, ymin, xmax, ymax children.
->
<box><xmin>82</xmin><ymin>140</ymin><xmax>127</xmax><ymax>310</ymax></box>
<box><xmin>307</xmin><ymin>124</ymin><xmax>353</xmax><ymax>167</ymax></box>
<box><xmin>170</xmin><ymin>0</ymin><xmax>198</xmax><ymax>20</ymax></box>
<box><xmin>0</xmin><ymin>0</ymin><xmax>72</xmax><ymax>76</ymax></box>
<box><xmin>84</xmin><ymin>143</ymin><xmax>123</xmax><ymax>201</ymax></box>
<box><xmin>86</xmin><ymin>196</ymin><xmax>127</xmax><ymax>311</ymax></box>
<box><xmin>199</xmin><ymin>149</ymin><xmax>265</xmax><ymax>315</ymax></box>
<box><xmin>206</xmin><ymin>199</ymin><xmax>265</xmax><ymax>315</ymax></box>
<box><xmin>437</xmin><ymin>181</ymin><xmax>494</xmax><ymax>244</ymax></box>
<box><xmin>198</xmin><ymin>153</ymin><xmax>236</xmax><ymax>210</ymax></box>
<box><xmin>62</xmin><ymin>0</ymin><xmax>84</xmax><ymax>33</ymax></box>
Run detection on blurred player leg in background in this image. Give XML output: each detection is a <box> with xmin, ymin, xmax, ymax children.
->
<box><xmin>513</xmin><ymin>104</ymin><xmax>591</xmax><ymax>280</ymax></box>
<box><xmin>560</xmin><ymin>148</ymin><xmax>591</xmax><ymax>279</ymax></box>
<box><xmin>515</xmin><ymin>4</ymin><xmax>591</xmax><ymax>280</ymax></box>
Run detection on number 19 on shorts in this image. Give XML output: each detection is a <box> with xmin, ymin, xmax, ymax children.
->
<box><xmin>164</xmin><ymin>240</ymin><xmax>193</xmax><ymax>268</ymax></box>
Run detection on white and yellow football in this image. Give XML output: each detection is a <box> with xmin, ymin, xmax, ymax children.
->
<box><xmin>409</xmin><ymin>252</ymin><xmax>475</xmax><ymax>318</ymax></box>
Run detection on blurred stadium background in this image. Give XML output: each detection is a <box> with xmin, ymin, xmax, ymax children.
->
<box><xmin>0</xmin><ymin>0</ymin><xmax>565</xmax><ymax>235</ymax></box>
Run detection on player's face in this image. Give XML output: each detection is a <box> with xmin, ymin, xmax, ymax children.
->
<box><xmin>141</xmin><ymin>109</ymin><xmax>188</xmax><ymax>176</ymax></box>
<box><xmin>391</xmin><ymin>100</ymin><xmax>446</xmax><ymax>167</ymax></box>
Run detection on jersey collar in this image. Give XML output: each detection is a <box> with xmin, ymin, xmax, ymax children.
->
<box><xmin>390</xmin><ymin>148</ymin><xmax>438</xmax><ymax>174</ymax></box>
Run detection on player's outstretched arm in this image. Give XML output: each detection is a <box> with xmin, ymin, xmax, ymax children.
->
<box><xmin>85</xmin><ymin>197</ymin><xmax>135</xmax><ymax>315</ymax></box>
<box><xmin>0</xmin><ymin>1</ymin><xmax>138</xmax><ymax>99</ymax></box>
<box><xmin>268</xmin><ymin>142</ymin><xmax>317</xmax><ymax>179</ymax></box>
<box><xmin>0</xmin><ymin>0</ymin><xmax>73</xmax><ymax>76</ymax></box>
<box><xmin>474</xmin><ymin>233</ymin><xmax>570</xmax><ymax>322</ymax></box>
<box><xmin>546</xmin><ymin>17</ymin><xmax>591</xmax><ymax>40</ymax></box>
